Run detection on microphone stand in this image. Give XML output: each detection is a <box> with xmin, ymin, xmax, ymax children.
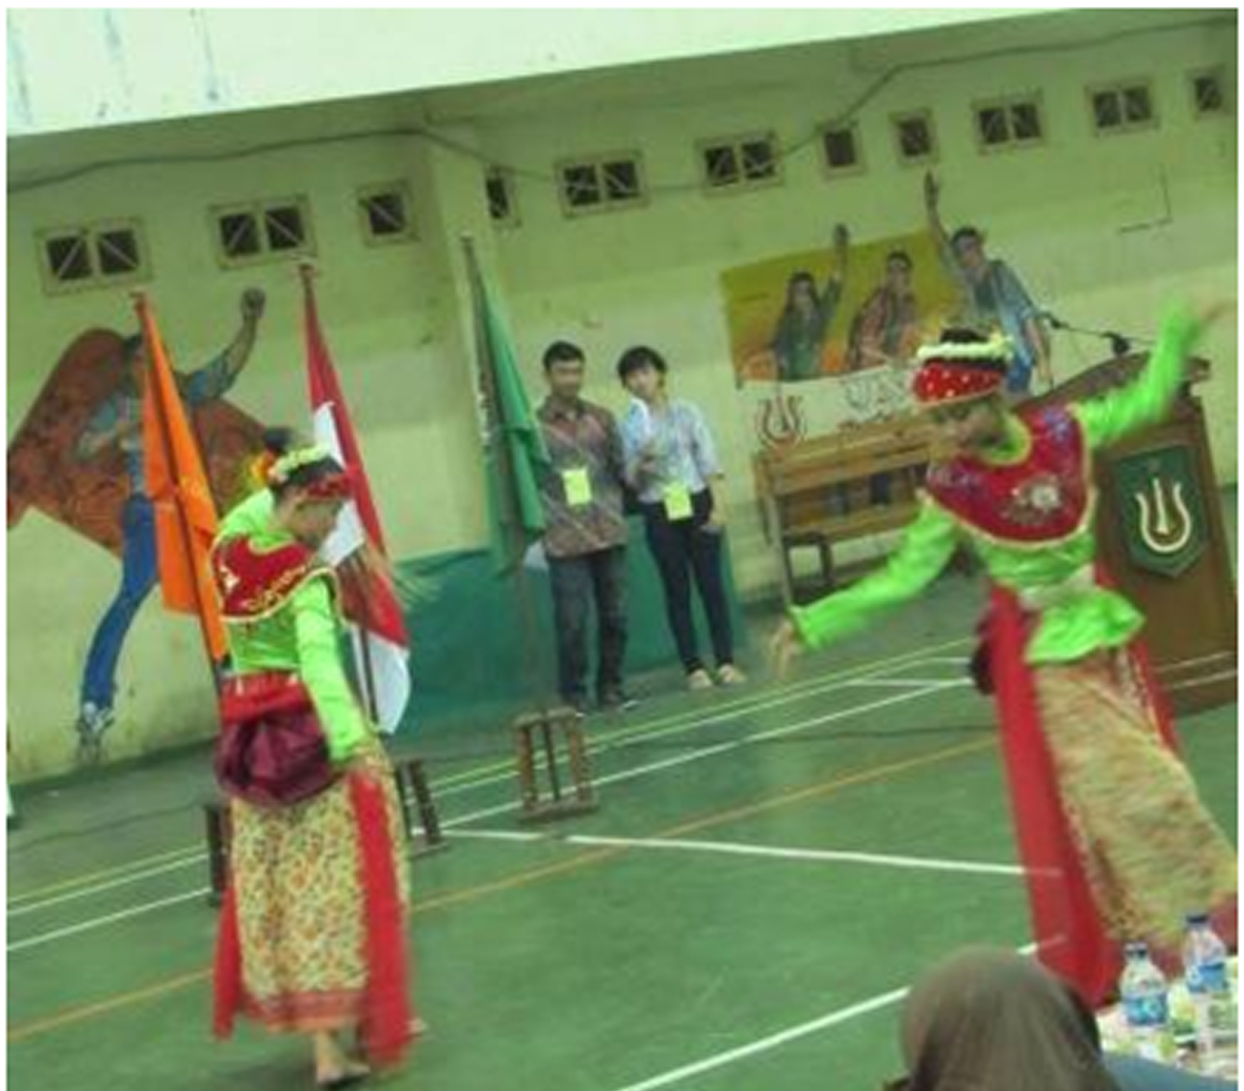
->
<box><xmin>1042</xmin><ymin>311</ymin><xmax>1209</xmax><ymax>390</ymax></box>
<box><xmin>1042</xmin><ymin>311</ymin><xmax>1152</xmax><ymax>359</ymax></box>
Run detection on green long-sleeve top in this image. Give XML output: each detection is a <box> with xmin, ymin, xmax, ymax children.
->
<box><xmin>216</xmin><ymin>490</ymin><xmax>369</xmax><ymax>761</ymax></box>
<box><xmin>791</xmin><ymin>306</ymin><xmax>1204</xmax><ymax>664</ymax></box>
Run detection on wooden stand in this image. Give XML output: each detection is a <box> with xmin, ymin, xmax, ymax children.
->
<box><xmin>513</xmin><ymin>708</ymin><xmax>597</xmax><ymax>823</ymax></box>
<box><xmin>393</xmin><ymin>756</ymin><xmax>448</xmax><ymax>857</ymax></box>
<box><xmin>1029</xmin><ymin>353</ymin><xmax>1236</xmax><ymax>714</ymax></box>
<box><xmin>204</xmin><ymin>800</ymin><xmax>230</xmax><ymax>907</ymax></box>
<box><xmin>753</xmin><ymin>415</ymin><xmax>937</xmax><ymax>604</ymax></box>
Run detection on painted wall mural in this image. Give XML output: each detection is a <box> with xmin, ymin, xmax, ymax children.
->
<box><xmin>7</xmin><ymin>290</ymin><xmax>268</xmax><ymax>757</ymax></box>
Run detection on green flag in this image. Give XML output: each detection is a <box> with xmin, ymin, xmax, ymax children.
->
<box><xmin>463</xmin><ymin>239</ymin><xmax>551</xmax><ymax>575</ymax></box>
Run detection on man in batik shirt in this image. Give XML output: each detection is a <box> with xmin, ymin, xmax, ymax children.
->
<box><xmin>535</xmin><ymin>340</ymin><xmax>633</xmax><ymax>715</ymax></box>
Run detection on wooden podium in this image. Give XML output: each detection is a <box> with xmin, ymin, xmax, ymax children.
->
<box><xmin>1029</xmin><ymin>353</ymin><xmax>1236</xmax><ymax>714</ymax></box>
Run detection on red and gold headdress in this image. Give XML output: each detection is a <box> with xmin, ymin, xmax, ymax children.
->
<box><xmin>303</xmin><ymin>473</ymin><xmax>353</xmax><ymax>501</ymax></box>
<box><xmin>267</xmin><ymin>445</ymin><xmax>353</xmax><ymax>500</ymax></box>
<box><xmin>912</xmin><ymin>333</ymin><xmax>1012</xmax><ymax>406</ymax></box>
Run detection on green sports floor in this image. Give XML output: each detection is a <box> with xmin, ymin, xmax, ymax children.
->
<box><xmin>8</xmin><ymin>501</ymin><xmax>1238</xmax><ymax>1091</ymax></box>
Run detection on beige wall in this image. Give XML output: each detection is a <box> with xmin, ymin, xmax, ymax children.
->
<box><xmin>8</xmin><ymin>9</ymin><xmax>1030</xmax><ymax>136</ymax></box>
<box><xmin>8</xmin><ymin>102</ymin><xmax>492</xmax><ymax>776</ymax></box>
<box><xmin>486</xmin><ymin>16</ymin><xmax>1238</xmax><ymax>589</ymax></box>
<box><xmin>7</xmin><ymin>11</ymin><xmax>1235</xmax><ymax>778</ymax></box>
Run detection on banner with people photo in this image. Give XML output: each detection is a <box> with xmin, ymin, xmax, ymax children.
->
<box><xmin>720</xmin><ymin>228</ymin><xmax>964</xmax><ymax>441</ymax></box>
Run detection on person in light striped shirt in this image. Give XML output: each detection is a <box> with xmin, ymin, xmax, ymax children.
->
<box><xmin>617</xmin><ymin>345</ymin><xmax>745</xmax><ymax>692</ymax></box>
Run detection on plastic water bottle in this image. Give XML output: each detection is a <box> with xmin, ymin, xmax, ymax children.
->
<box><xmin>1183</xmin><ymin>913</ymin><xmax>1237</xmax><ymax>1076</ymax></box>
<box><xmin>1121</xmin><ymin>942</ymin><xmax>1176</xmax><ymax>1063</ymax></box>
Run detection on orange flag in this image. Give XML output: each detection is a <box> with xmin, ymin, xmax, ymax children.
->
<box><xmin>137</xmin><ymin>294</ymin><xmax>227</xmax><ymax>665</ymax></box>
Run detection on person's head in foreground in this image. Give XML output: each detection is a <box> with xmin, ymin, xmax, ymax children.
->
<box><xmin>889</xmin><ymin>946</ymin><xmax>1237</xmax><ymax>1091</ymax></box>
<box><xmin>889</xmin><ymin>946</ymin><xmax>1115</xmax><ymax>1091</ymax></box>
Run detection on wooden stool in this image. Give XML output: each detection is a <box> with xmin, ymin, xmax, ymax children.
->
<box><xmin>513</xmin><ymin>707</ymin><xmax>597</xmax><ymax>823</ymax></box>
<box><xmin>203</xmin><ymin>800</ymin><xmax>231</xmax><ymax>907</ymax></box>
<box><xmin>781</xmin><ymin>529</ymin><xmax>835</xmax><ymax>603</ymax></box>
<box><xmin>393</xmin><ymin>757</ymin><xmax>448</xmax><ymax>856</ymax></box>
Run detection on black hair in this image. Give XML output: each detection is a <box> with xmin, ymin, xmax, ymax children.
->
<box><xmin>785</xmin><ymin>270</ymin><xmax>819</xmax><ymax>300</ymax></box>
<box><xmin>950</xmin><ymin>226</ymin><xmax>984</xmax><ymax>249</ymax></box>
<box><xmin>542</xmin><ymin>340</ymin><xmax>585</xmax><ymax>372</ymax></box>
<box><xmin>263</xmin><ymin>427</ymin><xmax>344</xmax><ymax>501</ymax></box>
<box><xmin>933</xmin><ymin>327</ymin><xmax>1009</xmax><ymax>378</ymax></box>
<box><xmin>262</xmin><ymin>427</ymin><xmax>298</xmax><ymax>459</ymax></box>
<box><xmin>616</xmin><ymin>345</ymin><xmax>668</xmax><ymax>384</ymax></box>
<box><xmin>885</xmin><ymin>250</ymin><xmax>913</xmax><ymax>270</ymax></box>
<box><xmin>939</xmin><ymin>326</ymin><xmax>988</xmax><ymax>345</ymax></box>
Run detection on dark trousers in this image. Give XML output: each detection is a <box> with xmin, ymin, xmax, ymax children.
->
<box><xmin>548</xmin><ymin>546</ymin><xmax>628</xmax><ymax>703</ymax></box>
<box><xmin>641</xmin><ymin>489</ymin><xmax>734</xmax><ymax>673</ymax></box>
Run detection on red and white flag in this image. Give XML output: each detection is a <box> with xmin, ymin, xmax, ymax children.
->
<box><xmin>301</xmin><ymin>266</ymin><xmax>411</xmax><ymax>733</ymax></box>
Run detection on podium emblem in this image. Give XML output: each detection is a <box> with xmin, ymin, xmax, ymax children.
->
<box><xmin>1114</xmin><ymin>445</ymin><xmax>1206</xmax><ymax>578</ymax></box>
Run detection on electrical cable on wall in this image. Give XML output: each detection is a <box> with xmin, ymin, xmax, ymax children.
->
<box><xmin>8</xmin><ymin>15</ymin><xmax>1229</xmax><ymax>198</ymax></box>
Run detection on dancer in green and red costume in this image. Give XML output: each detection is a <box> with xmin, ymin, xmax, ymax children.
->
<box><xmin>211</xmin><ymin>440</ymin><xmax>416</xmax><ymax>1088</ymax></box>
<box><xmin>771</xmin><ymin>303</ymin><xmax>1237</xmax><ymax>1006</ymax></box>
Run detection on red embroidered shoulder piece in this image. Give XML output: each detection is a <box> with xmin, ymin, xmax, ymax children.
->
<box><xmin>924</xmin><ymin>405</ymin><xmax>1091</xmax><ymax>544</ymax></box>
<box><xmin>212</xmin><ymin>536</ymin><xmax>332</xmax><ymax>620</ymax></box>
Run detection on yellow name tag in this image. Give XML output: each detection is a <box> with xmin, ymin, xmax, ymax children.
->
<box><xmin>663</xmin><ymin>483</ymin><xmax>693</xmax><ymax>521</ymax></box>
<box><xmin>562</xmin><ymin>467</ymin><xmax>593</xmax><ymax>508</ymax></box>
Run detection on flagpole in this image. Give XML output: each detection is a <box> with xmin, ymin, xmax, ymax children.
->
<box><xmin>348</xmin><ymin>558</ymin><xmax>381</xmax><ymax>724</ymax></box>
<box><xmin>133</xmin><ymin>292</ymin><xmax>223</xmax><ymax>692</ymax></box>
<box><xmin>299</xmin><ymin>261</ymin><xmax>386</xmax><ymax>729</ymax></box>
<box><xmin>460</xmin><ymin>237</ymin><xmax>554</xmax><ymax>715</ymax></box>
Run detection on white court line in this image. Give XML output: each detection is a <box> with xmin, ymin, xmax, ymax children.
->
<box><xmin>8</xmin><ymin>856</ymin><xmax>205</xmax><ymax>918</ymax></box>
<box><xmin>6</xmin><ymin>678</ymin><xmax>960</xmax><ymax>923</ymax></box>
<box><xmin>441</xmin><ymin>742</ymin><xmax>742</xmax><ymax>829</ymax></box>
<box><xmin>8</xmin><ymin>681</ymin><xmax>970</xmax><ymax>946</ymax></box>
<box><xmin>610</xmin><ymin>987</ymin><xmax>910</xmax><ymax>1091</ymax></box>
<box><xmin>8</xmin><ymin>889</ymin><xmax>211</xmax><ymax>953</ymax></box>
<box><xmin>842</xmin><ymin>678</ymin><xmax>966</xmax><ymax>689</ymax></box>
<box><xmin>451</xmin><ymin>830</ymin><xmax>1023</xmax><ymax>877</ymax></box>
<box><xmin>606</xmin><ymin>943</ymin><xmax>1040</xmax><ymax>1091</ymax></box>
<box><xmin>449</xmin><ymin>829</ymin><xmax>544</xmax><ymax>842</ymax></box>
<box><xmin>431</xmin><ymin>650</ymin><xmax>970</xmax><ymax>804</ymax></box>
<box><xmin>6</xmin><ymin>844</ymin><xmax>209</xmax><ymax>910</ymax></box>
<box><xmin>442</xmin><ymin>682</ymin><xmax>964</xmax><ymax>831</ymax></box>
<box><xmin>5</xmin><ymin>646</ymin><xmax>969</xmax><ymax>917</ymax></box>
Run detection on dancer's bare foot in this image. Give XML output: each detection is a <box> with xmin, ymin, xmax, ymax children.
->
<box><xmin>313</xmin><ymin>1031</ymin><xmax>371</xmax><ymax>1088</ymax></box>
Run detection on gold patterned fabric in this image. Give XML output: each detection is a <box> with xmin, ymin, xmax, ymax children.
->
<box><xmin>229</xmin><ymin>735</ymin><xmax>410</xmax><ymax>1032</ymax></box>
<box><xmin>1033</xmin><ymin>652</ymin><xmax>1236</xmax><ymax>946</ymax></box>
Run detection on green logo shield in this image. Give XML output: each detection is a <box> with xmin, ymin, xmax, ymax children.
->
<box><xmin>1113</xmin><ymin>445</ymin><xmax>1207</xmax><ymax>578</ymax></box>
